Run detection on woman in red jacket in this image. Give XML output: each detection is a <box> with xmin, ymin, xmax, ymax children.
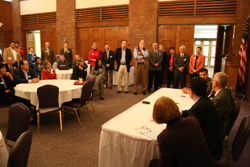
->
<box><xmin>41</xmin><ymin>60</ymin><xmax>57</xmax><ymax>80</ymax></box>
<box><xmin>88</xmin><ymin>42</ymin><xmax>102</xmax><ymax>73</ymax></box>
<box><xmin>189</xmin><ymin>46</ymin><xmax>205</xmax><ymax>78</ymax></box>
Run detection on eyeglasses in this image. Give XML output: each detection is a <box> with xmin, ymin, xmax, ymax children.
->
<box><xmin>134</xmin><ymin>126</ymin><xmax>151</xmax><ymax>134</ymax></box>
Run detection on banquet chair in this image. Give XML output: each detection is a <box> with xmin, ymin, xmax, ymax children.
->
<box><xmin>7</xmin><ymin>131</ymin><xmax>32</xmax><ymax>167</ymax></box>
<box><xmin>6</xmin><ymin>102</ymin><xmax>30</xmax><ymax>150</ymax></box>
<box><xmin>37</xmin><ymin>85</ymin><xmax>62</xmax><ymax>133</ymax></box>
<box><xmin>86</xmin><ymin>74</ymin><xmax>96</xmax><ymax>112</ymax></box>
<box><xmin>216</xmin><ymin>115</ymin><xmax>250</xmax><ymax>167</ymax></box>
<box><xmin>62</xmin><ymin>81</ymin><xmax>95</xmax><ymax>127</ymax></box>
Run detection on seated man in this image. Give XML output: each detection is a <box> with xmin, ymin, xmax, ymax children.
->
<box><xmin>5</xmin><ymin>56</ymin><xmax>17</xmax><ymax>74</ymax></box>
<box><xmin>71</xmin><ymin>54</ymin><xmax>80</xmax><ymax>69</ymax></box>
<box><xmin>212</xmin><ymin>72</ymin><xmax>233</xmax><ymax>140</ymax></box>
<box><xmin>182</xmin><ymin>67</ymin><xmax>212</xmax><ymax>95</ymax></box>
<box><xmin>182</xmin><ymin>76</ymin><xmax>222</xmax><ymax>161</ymax></box>
<box><xmin>57</xmin><ymin>54</ymin><xmax>69</xmax><ymax>68</ymax></box>
<box><xmin>13</xmin><ymin>60</ymin><xmax>39</xmax><ymax>85</ymax></box>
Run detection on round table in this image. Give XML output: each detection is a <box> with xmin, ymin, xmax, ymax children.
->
<box><xmin>55</xmin><ymin>69</ymin><xmax>73</xmax><ymax>79</ymax></box>
<box><xmin>14</xmin><ymin>80</ymin><xmax>83</xmax><ymax>109</ymax></box>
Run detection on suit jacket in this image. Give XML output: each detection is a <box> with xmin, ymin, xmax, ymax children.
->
<box><xmin>33</xmin><ymin>63</ymin><xmax>44</xmax><ymax>79</ymax></box>
<box><xmin>182</xmin><ymin>96</ymin><xmax>222</xmax><ymax>161</ymax></box>
<box><xmin>57</xmin><ymin>60</ymin><xmax>69</xmax><ymax>68</ymax></box>
<box><xmin>3</xmin><ymin>47</ymin><xmax>22</xmax><ymax>66</ymax></box>
<box><xmin>0</xmin><ymin>75</ymin><xmax>15</xmax><ymax>99</ymax></box>
<box><xmin>41</xmin><ymin>47</ymin><xmax>54</xmax><ymax>64</ymax></box>
<box><xmin>13</xmin><ymin>67</ymin><xmax>37</xmax><ymax>85</ymax></box>
<box><xmin>189</xmin><ymin>54</ymin><xmax>205</xmax><ymax>74</ymax></box>
<box><xmin>206</xmin><ymin>77</ymin><xmax>212</xmax><ymax>95</ymax></box>
<box><xmin>148</xmin><ymin>49</ymin><xmax>163</xmax><ymax>71</ymax></box>
<box><xmin>213</xmin><ymin>88</ymin><xmax>233</xmax><ymax>139</ymax></box>
<box><xmin>115</xmin><ymin>48</ymin><xmax>132</xmax><ymax>73</ymax></box>
<box><xmin>101</xmin><ymin>50</ymin><xmax>115</xmax><ymax>70</ymax></box>
<box><xmin>5</xmin><ymin>63</ymin><xmax>17</xmax><ymax>74</ymax></box>
<box><xmin>157</xmin><ymin>117</ymin><xmax>217</xmax><ymax>167</ymax></box>
<box><xmin>174</xmin><ymin>53</ymin><xmax>190</xmax><ymax>75</ymax></box>
<box><xmin>71</xmin><ymin>63</ymin><xmax>88</xmax><ymax>80</ymax></box>
<box><xmin>60</xmin><ymin>48</ymin><xmax>73</xmax><ymax>66</ymax></box>
<box><xmin>166</xmin><ymin>54</ymin><xmax>175</xmax><ymax>71</ymax></box>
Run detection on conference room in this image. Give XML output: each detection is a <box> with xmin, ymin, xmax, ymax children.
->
<box><xmin>0</xmin><ymin>0</ymin><xmax>250</xmax><ymax>167</ymax></box>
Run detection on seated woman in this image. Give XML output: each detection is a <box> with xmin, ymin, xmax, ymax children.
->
<box><xmin>41</xmin><ymin>60</ymin><xmax>57</xmax><ymax>80</ymax></box>
<box><xmin>27</xmin><ymin>47</ymin><xmax>37</xmax><ymax>68</ymax></box>
<box><xmin>149</xmin><ymin>96</ymin><xmax>216</xmax><ymax>167</ymax></box>
<box><xmin>0</xmin><ymin>63</ymin><xmax>16</xmax><ymax>106</ymax></box>
<box><xmin>71</xmin><ymin>57</ymin><xmax>88</xmax><ymax>80</ymax></box>
<box><xmin>90</xmin><ymin>59</ymin><xmax>105</xmax><ymax>100</ymax></box>
<box><xmin>33</xmin><ymin>57</ymin><xmax>43</xmax><ymax>80</ymax></box>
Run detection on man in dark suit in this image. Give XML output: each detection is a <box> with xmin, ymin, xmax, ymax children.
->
<box><xmin>13</xmin><ymin>60</ymin><xmax>39</xmax><ymax>85</ymax></box>
<box><xmin>115</xmin><ymin>40</ymin><xmax>132</xmax><ymax>93</ymax></box>
<box><xmin>182</xmin><ymin>77</ymin><xmax>222</xmax><ymax>161</ymax></box>
<box><xmin>101</xmin><ymin>43</ymin><xmax>115</xmax><ymax>89</ymax></box>
<box><xmin>60</xmin><ymin>42</ymin><xmax>73</xmax><ymax>67</ymax></box>
<box><xmin>174</xmin><ymin>45</ymin><xmax>190</xmax><ymax>88</ymax></box>
<box><xmin>41</xmin><ymin>42</ymin><xmax>54</xmax><ymax>64</ymax></box>
<box><xmin>166</xmin><ymin>47</ymin><xmax>175</xmax><ymax>88</ymax></box>
<box><xmin>5</xmin><ymin>57</ymin><xmax>17</xmax><ymax>74</ymax></box>
<box><xmin>147</xmin><ymin>43</ymin><xmax>163</xmax><ymax>92</ymax></box>
<box><xmin>212</xmin><ymin>72</ymin><xmax>233</xmax><ymax>140</ymax></box>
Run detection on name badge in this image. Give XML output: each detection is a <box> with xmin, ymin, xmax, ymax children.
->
<box><xmin>110</xmin><ymin>56</ymin><xmax>113</xmax><ymax>58</ymax></box>
<box><xmin>138</xmin><ymin>52</ymin><xmax>141</xmax><ymax>55</ymax></box>
<box><xmin>184</xmin><ymin>59</ymin><xmax>187</xmax><ymax>61</ymax></box>
<box><xmin>84</xmin><ymin>69</ymin><xmax>87</xmax><ymax>71</ymax></box>
<box><xmin>159</xmin><ymin>54</ymin><xmax>162</xmax><ymax>56</ymax></box>
<box><xmin>67</xmin><ymin>51</ymin><xmax>70</xmax><ymax>53</ymax></box>
<box><xmin>0</xmin><ymin>82</ymin><xmax>4</xmax><ymax>84</ymax></box>
<box><xmin>193</xmin><ymin>57</ymin><xmax>196</xmax><ymax>59</ymax></box>
<box><xmin>13</xmin><ymin>67</ymin><xmax>16</xmax><ymax>69</ymax></box>
<box><xmin>92</xmin><ymin>53</ymin><xmax>94</xmax><ymax>55</ymax></box>
<box><xmin>28</xmin><ymin>76</ymin><xmax>31</xmax><ymax>78</ymax></box>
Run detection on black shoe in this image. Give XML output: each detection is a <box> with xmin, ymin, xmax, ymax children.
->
<box><xmin>30</xmin><ymin>119</ymin><xmax>37</xmax><ymax>126</ymax></box>
<box><xmin>125</xmin><ymin>91</ymin><xmax>129</xmax><ymax>94</ymax></box>
<box><xmin>143</xmin><ymin>90</ymin><xmax>146</xmax><ymax>95</ymax></box>
<box><xmin>100</xmin><ymin>97</ymin><xmax>104</xmax><ymax>100</ymax></box>
<box><xmin>147</xmin><ymin>89</ymin><xmax>151</xmax><ymax>93</ymax></box>
<box><xmin>109</xmin><ymin>86</ymin><xmax>112</xmax><ymax>89</ymax></box>
<box><xmin>117</xmin><ymin>91</ymin><xmax>121</xmax><ymax>94</ymax></box>
<box><xmin>134</xmin><ymin>92</ymin><xmax>137</xmax><ymax>95</ymax></box>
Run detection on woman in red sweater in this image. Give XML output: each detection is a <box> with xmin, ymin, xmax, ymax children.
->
<box><xmin>41</xmin><ymin>60</ymin><xmax>57</xmax><ymax>80</ymax></box>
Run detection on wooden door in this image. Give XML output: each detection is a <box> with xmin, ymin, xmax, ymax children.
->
<box><xmin>40</xmin><ymin>29</ymin><xmax>57</xmax><ymax>61</ymax></box>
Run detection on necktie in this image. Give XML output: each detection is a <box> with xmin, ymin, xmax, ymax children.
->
<box><xmin>194</xmin><ymin>56</ymin><xmax>199</xmax><ymax>70</ymax></box>
<box><xmin>107</xmin><ymin>51</ymin><xmax>109</xmax><ymax>59</ymax></box>
<box><xmin>47</xmin><ymin>48</ymin><xmax>49</xmax><ymax>55</ymax></box>
<box><xmin>181</xmin><ymin>54</ymin><xmax>183</xmax><ymax>61</ymax></box>
<box><xmin>10</xmin><ymin>66</ymin><xmax>13</xmax><ymax>74</ymax></box>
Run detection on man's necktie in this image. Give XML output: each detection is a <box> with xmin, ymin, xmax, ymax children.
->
<box><xmin>10</xmin><ymin>66</ymin><xmax>13</xmax><ymax>74</ymax></box>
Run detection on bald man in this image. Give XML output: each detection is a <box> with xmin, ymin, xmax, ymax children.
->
<box><xmin>41</xmin><ymin>42</ymin><xmax>54</xmax><ymax>64</ymax></box>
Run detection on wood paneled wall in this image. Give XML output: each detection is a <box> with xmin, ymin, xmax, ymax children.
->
<box><xmin>77</xmin><ymin>26</ymin><xmax>128</xmax><ymax>60</ymax></box>
<box><xmin>40</xmin><ymin>29</ymin><xmax>57</xmax><ymax>61</ymax></box>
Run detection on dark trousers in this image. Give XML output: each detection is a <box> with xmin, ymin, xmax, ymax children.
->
<box><xmin>167</xmin><ymin>69</ymin><xmax>174</xmax><ymax>88</ymax></box>
<box><xmin>174</xmin><ymin>72</ymin><xmax>187</xmax><ymax>89</ymax></box>
<box><xmin>148</xmin><ymin>70</ymin><xmax>161</xmax><ymax>91</ymax></box>
<box><xmin>190</xmin><ymin>73</ymin><xmax>198</xmax><ymax>78</ymax></box>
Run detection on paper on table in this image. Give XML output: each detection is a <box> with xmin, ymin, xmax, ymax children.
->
<box><xmin>140</xmin><ymin>129</ymin><xmax>161</xmax><ymax>140</ymax></box>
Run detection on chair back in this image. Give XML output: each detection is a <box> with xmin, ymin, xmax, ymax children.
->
<box><xmin>228</xmin><ymin>86</ymin><xmax>236</xmax><ymax>104</ymax></box>
<box><xmin>37</xmin><ymin>84</ymin><xmax>59</xmax><ymax>108</ymax></box>
<box><xmin>6</xmin><ymin>103</ymin><xmax>30</xmax><ymax>142</ymax></box>
<box><xmin>7</xmin><ymin>131</ymin><xmax>32</xmax><ymax>167</ymax></box>
<box><xmin>225</xmin><ymin>100</ymin><xmax>241</xmax><ymax>136</ymax></box>
<box><xmin>86</xmin><ymin>74</ymin><xmax>96</xmax><ymax>83</ymax></box>
<box><xmin>79</xmin><ymin>81</ymin><xmax>94</xmax><ymax>107</ymax></box>
<box><xmin>232</xmin><ymin>115</ymin><xmax>250</xmax><ymax>162</ymax></box>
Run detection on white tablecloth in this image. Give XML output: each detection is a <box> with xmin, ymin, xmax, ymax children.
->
<box><xmin>113</xmin><ymin>66</ymin><xmax>134</xmax><ymax>86</ymax></box>
<box><xmin>98</xmin><ymin>88</ymin><xmax>194</xmax><ymax>167</ymax></box>
<box><xmin>55</xmin><ymin>69</ymin><xmax>73</xmax><ymax>80</ymax></box>
<box><xmin>0</xmin><ymin>131</ymin><xmax>8</xmax><ymax>167</ymax></box>
<box><xmin>14</xmin><ymin>80</ymin><xmax>82</xmax><ymax>109</ymax></box>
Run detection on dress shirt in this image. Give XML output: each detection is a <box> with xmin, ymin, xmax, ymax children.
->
<box><xmin>214</xmin><ymin>88</ymin><xmax>222</xmax><ymax>97</ymax></box>
<box><xmin>194</xmin><ymin>97</ymin><xmax>201</xmax><ymax>104</ymax></box>
<box><xmin>106</xmin><ymin>50</ymin><xmax>109</xmax><ymax>59</ymax></box>
<box><xmin>22</xmin><ymin>69</ymin><xmax>32</xmax><ymax>83</ymax></box>
<box><xmin>120</xmin><ymin>48</ymin><xmax>126</xmax><ymax>64</ymax></box>
<box><xmin>11</xmin><ymin>47</ymin><xmax>17</xmax><ymax>61</ymax></box>
<box><xmin>133</xmin><ymin>47</ymin><xmax>148</xmax><ymax>63</ymax></box>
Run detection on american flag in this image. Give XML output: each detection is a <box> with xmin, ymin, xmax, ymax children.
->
<box><xmin>238</xmin><ymin>16</ymin><xmax>249</xmax><ymax>85</ymax></box>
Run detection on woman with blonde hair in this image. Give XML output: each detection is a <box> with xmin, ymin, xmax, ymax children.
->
<box><xmin>41</xmin><ymin>60</ymin><xmax>57</xmax><ymax>80</ymax></box>
<box><xmin>149</xmin><ymin>96</ymin><xmax>216</xmax><ymax>167</ymax></box>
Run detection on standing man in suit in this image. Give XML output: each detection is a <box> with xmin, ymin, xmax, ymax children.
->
<box><xmin>147</xmin><ymin>43</ymin><xmax>163</xmax><ymax>92</ymax></box>
<box><xmin>13</xmin><ymin>60</ymin><xmax>39</xmax><ymax>85</ymax></box>
<box><xmin>3</xmin><ymin>41</ymin><xmax>22</xmax><ymax>67</ymax></box>
<box><xmin>60</xmin><ymin>42</ymin><xmax>73</xmax><ymax>67</ymax></box>
<box><xmin>41</xmin><ymin>42</ymin><xmax>54</xmax><ymax>64</ymax></box>
<box><xmin>174</xmin><ymin>45</ymin><xmax>190</xmax><ymax>88</ymax></box>
<box><xmin>182</xmin><ymin>77</ymin><xmax>222</xmax><ymax>161</ymax></box>
<box><xmin>166</xmin><ymin>47</ymin><xmax>175</xmax><ymax>88</ymax></box>
<box><xmin>115</xmin><ymin>40</ymin><xmax>132</xmax><ymax>94</ymax></box>
<box><xmin>133</xmin><ymin>39</ymin><xmax>148</xmax><ymax>95</ymax></box>
<box><xmin>5</xmin><ymin>57</ymin><xmax>17</xmax><ymax>74</ymax></box>
<box><xmin>101</xmin><ymin>43</ymin><xmax>115</xmax><ymax>89</ymax></box>
<box><xmin>212</xmin><ymin>72</ymin><xmax>233</xmax><ymax>140</ymax></box>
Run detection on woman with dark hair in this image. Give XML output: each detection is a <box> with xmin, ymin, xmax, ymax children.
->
<box><xmin>27</xmin><ymin>47</ymin><xmax>37</xmax><ymax>68</ymax></box>
<box><xmin>33</xmin><ymin>57</ymin><xmax>43</xmax><ymax>79</ymax></box>
<box><xmin>149</xmin><ymin>96</ymin><xmax>217</xmax><ymax>167</ymax></box>
<box><xmin>90</xmin><ymin>59</ymin><xmax>106</xmax><ymax>100</ymax></box>
<box><xmin>189</xmin><ymin>46</ymin><xmax>205</xmax><ymax>78</ymax></box>
<box><xmin>71</xmin><ymin>57</ymin><xmax>88</xmax><ymax>80</ymax></box>
<box><xmin>41</xmin><ymin>60</ymin><xmax>57</xmax><ymax>80</ymax></box>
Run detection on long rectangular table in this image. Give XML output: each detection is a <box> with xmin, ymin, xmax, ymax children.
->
<box><xmin>98</xmin><ymin>88</ymin><xmax>194</xmax><ymax>167</ymax></box>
